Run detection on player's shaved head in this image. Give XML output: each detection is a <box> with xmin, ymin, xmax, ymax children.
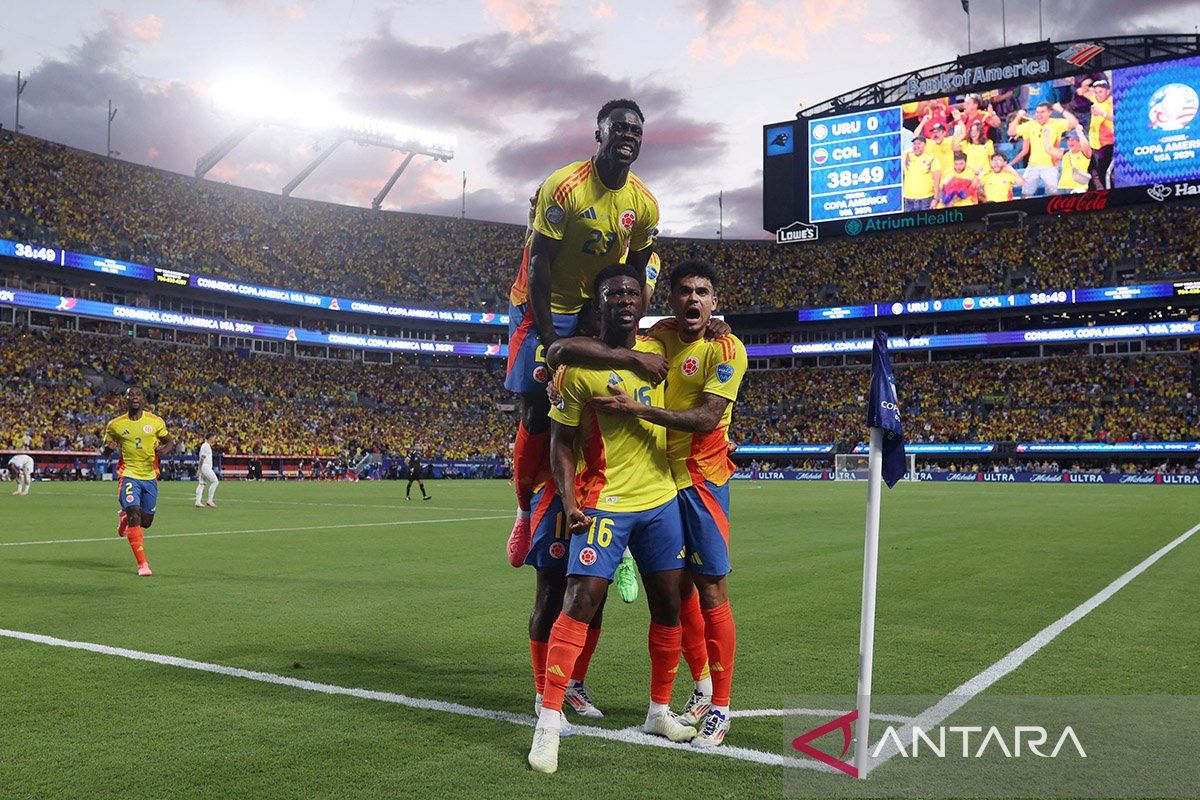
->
<box><xmin>592</xmin><ymin>262</ymin><xmax>644</xmax><ymax>300</ymax></box>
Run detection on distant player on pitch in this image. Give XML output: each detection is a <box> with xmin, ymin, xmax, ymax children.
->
<box><xmin>195</xmin><ymin>432</ymin><xmax>219</xmax><ymax>508</ymax></box>
<box><xmin>104</xmin><ymin>387</ymin><xmax>173</xmax><ymax>576</ymax></box>
<box><xmin>8</xmin><ymin>453</ymin><xmax>34</xmax><ymax>496</ymax></box>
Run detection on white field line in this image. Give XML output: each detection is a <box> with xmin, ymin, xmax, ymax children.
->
<box><xmin>0</xmin><ymin>627</ymin><xmax>833</xmax><ymax>772</ymax></box>
<box><xmin>869</xmin><ymin>519</ymin><xmax>1200</xmax><ymax>773</ymax></box>
<box><xmin>734</xmin><ymin>707</ymin><xmax>913</xmax><ymax>724</ymax></box>
<box><xmin>0</xmin><ymin>515</ymin><xmax>512</xmax><ymax>548</ymax></box>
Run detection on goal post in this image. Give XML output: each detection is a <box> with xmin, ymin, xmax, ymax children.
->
<box><xmin>835</xmin><ymin>453</ymin><xmax>916</xmax><ymax>480</ymax></box>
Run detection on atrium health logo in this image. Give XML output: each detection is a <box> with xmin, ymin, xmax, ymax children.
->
<box><xmin>845</xmin><ymin>218</ymin><xmax>864</xmax><ymax>236</ymax></box>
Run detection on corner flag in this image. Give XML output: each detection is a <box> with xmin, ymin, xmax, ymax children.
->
<box><xmin>866</xmin><ymin>330</ymin><xmax>906</xmax><ymax>488</ymax></box>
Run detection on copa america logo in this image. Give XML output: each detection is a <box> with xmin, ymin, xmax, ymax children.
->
<box><xmin>1148</xmin><ymin>83</ymin><xmax>1199</xmax><ymax>131</ymax></box>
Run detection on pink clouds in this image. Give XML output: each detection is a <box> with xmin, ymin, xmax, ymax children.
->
<box><xmin>483</xmin><ymin>0</ymin><xmax>563</xmax><ymax>38</ymax></box>
<box><xmin>131</xmin><ymin>15</ymin><xmax>164</xmax><ymax>41</ymax></box>
<box><xmin>592</xmin><ymin>2</ymin><xmax>614</xmax><ymax>18</ymax></box>
<box><xmin>863</xmin><ymin>31</ymin><xmax>895</xmax><ymax>43</ymax></box>
<box><xmin>689</xmin><ymin>0</ymin><xmax>866</xmax><ymax>64</ymax></box>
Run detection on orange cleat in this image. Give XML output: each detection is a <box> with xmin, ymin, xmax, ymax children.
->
<box><xmin>507</xmin><ymin>516</ymin><xmax>532</xmax><ymax>568</ymax></box>
<box><xmin>137</xmin><ymin>563</ymin><xmax>153</xmax><ymax>577</ymax></box>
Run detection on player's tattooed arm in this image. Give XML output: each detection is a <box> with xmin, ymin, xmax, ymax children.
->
<box><xmin>549</xmin><ymin>420</ymin><xmax>590</xmax><ymax>533</ymax></box>
<box><xmin>590</xmin><ymin>387</ymin><xmax>730</xmax><ymax>434</ymax></box>
<box><xmin>528</xmin><ymin>231</ymin><xmax>564</xmax><ymax>347</ymax></box>
<box><xmin>546</xmin><ymin>337</ymin><xmax>668</xmax><ymax>384</ymax></box>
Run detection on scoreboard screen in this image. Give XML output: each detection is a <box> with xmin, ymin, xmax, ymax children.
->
<box><xmin>807</xmin><ymin>108</ymin><xmax>904</xmax><ymax>222</ymax></box>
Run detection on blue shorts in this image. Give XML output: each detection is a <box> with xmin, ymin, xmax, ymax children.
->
<box><xmin>568</xmin><ymin>497</ymin><xmax>686</xmax><ymax>580</ymax></box>
<box><xmin>678</xmin><ymin>481</ymin><xmax>732</xmax><ymax>576</ymax></box>
<box><xmin>503</xmin><ymin>302</ymin><xmax>586</xmax><ymax>393</ymax></box>
<box><xmin>118</xmin><ymin>476</ymin><xmax>159</xmax><ymax>515</ymax></box>
<box><xmin>524</xmin><ymin>485</ymin><xmax>569</xmax><ymax>571</ymax></box>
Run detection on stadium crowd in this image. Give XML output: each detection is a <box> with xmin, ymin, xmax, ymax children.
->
<box><xmin>2</xmin><ymin>132</ymin><xmax>1198</xmax><ymax>315</ymax></box>
<box><xmin>3</xmin><ymin>327</ymin><xmax>1197</xmax><ymax>466</ymax></box>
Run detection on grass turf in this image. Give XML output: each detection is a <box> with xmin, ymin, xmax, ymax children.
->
<box><xmin>0</xmin><ymin>479</ymin><xmax>1196</xmax><ymax>799</ymax></box>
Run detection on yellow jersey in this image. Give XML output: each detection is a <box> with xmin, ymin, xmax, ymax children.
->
<box><xmin>548</xmin><ymin>337</ymin><xmax>675</xmax><ymax>512</ymax></box>
<box><xmin>1016</xmin><ymin>117</ymin><xmax>1071</xmax><ymax>168</ymax></box>
<box><xmin>902</xmin><ymin>151</ymin><xmax>938</xmax><ymax>200</ymax></box>
<box><xmin>653</xmin><ymin>324</ymin><xmax>747</xmax><ymax>490</ymax></box>
<box><xmin>978</xmin><ymin>169</ymin><xmax>1018</xmax><ymax>203</ymax></box>
<box><xmin>105</xmin><ymin>411</ymin><xmax>169</xmax><ymax>480</ymax></box>
<box><xmin>961</xmin><ymin>140</ymin><xmax>994</xmax><ymax>174</ymax></box>
<box><xmin>925</xmin><ymin>138</ymin><xmax>955</xmax><ymax>178</ymax></box>
<box><xmin>1057</xmin><ymin>150</ymin><xmax>1092</xmax><ymax>192</ymax></box>
<box><xmin>532</xmin><ymin>159</ymin><xmax>660</xmax><ymax>315</ymax></box>
<box><xmin>1088</xmin><ymin>96</ymin><xmax>1114</xmax><ymax>149</ymax></box>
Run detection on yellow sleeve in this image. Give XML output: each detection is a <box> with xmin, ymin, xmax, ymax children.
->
<box><xmin>155</xmin><ymin>416</ymin><xmax>170</xmax><ymax>440</ymax></box>
<box><xmin>531</xmin><ymin>166</ymin><xmax>577</xmax><ymax>241</ymax></box>
<box><xmin>644</xmin><ymin>252</ymin><xmax>661</xmax><ymax>294</ymax></box>
<box><xmin>703</xmin><ymin>336</ymin><xmax>748</xmax><ymax>403</ymax></box>
<box><xmin>1017</xmin><ymin>120</ymin><xmax>1037</xmax><ymax>140</ymax></box>
<box><xmin>104</xmin><ymin>419</ymin><xmax>119</xmax><ymax>445</ymax></box>
<box><xmin>548</xmin><ymin>366</ymin><xmax>589</xmax><ymax>428</ymax></box>
<box><xmin>630</xmin><ymin>185</ymin><xmax>659</xmax><ymax>253</ymax></box>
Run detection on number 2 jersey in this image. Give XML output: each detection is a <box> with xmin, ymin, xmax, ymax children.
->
<box><xmin>548</xmin><ymin>336</ymin><xmax>676</xmax><ymax>513</ymax></box>
<box><xmin>514</xmin><ymin>159</ymin><xmax>659</xmax><ymax>315</ymax></box>
<box><xmin>105</xmin><ymin>411</ymin><xmax>170</xmax><ymax>480</ymax></box>
<box><xmin>653</xmin><ymin>324</ymin><xmax>748</xmax><ymax>490</ymax></box>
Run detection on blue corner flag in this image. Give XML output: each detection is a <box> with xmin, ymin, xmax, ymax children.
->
<box><xmin>867</xmin><ymin>330</ymin><xmax>906</xmax><ymax>488</ymax></box>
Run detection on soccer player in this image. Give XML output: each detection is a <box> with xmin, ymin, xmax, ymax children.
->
<box><xmin>1007</xmin><ymin>102</ymin><xmax>1079</xmax><ymax>197</ymax></box>
<box><xmin>195</xmin><ymin>432</ymin><xmax>219</xmax><ymax>508</ymax></box>
<box><xmin>8</xmin><ymin>453</ymin><xmax>34</xmax><ymax>496</ymax></box>
<box><xmin>406</xmin><ymin>452</ymin><xmax>430</xmax><ymax>500</ymax></box>
<box><xmin>585</xmin><ymin>260</ymin><xmax>746</xmax><ymax>747</ymax></box>
<box><xmin>902</xmin><ymin>136</ymin><xmax>940</xmax><ymax>211</ymax></box>
<box><xmin>503</xmin><ymin>99</ymin><xmax>661</xmax><ymax>594</ymax></box>
<box><xmin>975</xmin><ymin>152</ymin><xmax>1024</xmax><ymax>203</ymax></box>
<box><xmin>104</xmin><ymin>387</ymin><xmax>173</xmax><ymax>577</ymax></box>
<box><xmin>527</xmin><ymin>264</ymin><xmax>693</xmax><ymax>774</ymax></box>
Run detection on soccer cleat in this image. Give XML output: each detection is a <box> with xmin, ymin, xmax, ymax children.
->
<box><xmin>534</xmin><ymin>695</ymin><xmax>572</xmax><ymax>737</ymax></box>
<box><xmin>117</xmin><ymin>510</ymin><xmax>128</xmax><ymax>538</ymax></box>
<box><xmin>614</xmin><ymin>555</ymin><xmax>639</xmax><ymax>603</ymax></box>
<box><xmin>423</xmin><ymin>495</ymin><xmax>431</xmax><ymax>501</ymax></box>
<box><xmin>676</xmin><ymin>689</ymin><xmax>712</xmax><ymax>727</ymax></box>
<box><xmin>644</xmin><ymin>709</ymin><xmax>696</xmax><ymax>742</ymax></box>
<box><xmin>564</xmin><ymin>681</ymin><xmax>604</xmax><ymax>718</ymax></box>
<box><xmin>507</xmin><ymin>516</ymin><xmax>532</xmax><ymax>568</ymax></box>
<box><xmin>194</xmin><ymin>502</ymin><xmax>204</xmax><ymax>508</ymax></box>
<box><xmin>527</xmin><ymin>724</ymin><xmax>560</xmax><ymax>774</ymax></box>
<box><xmin>137</xmin><ymin>563</ymin><xmax>153</xmax><ymax>577</ymax></box>
<box><xmin>205</xmin><ymin>501</ymin><xmax>218</xmax><ymax>508</ymax></box>
<box><xmin>692</xmin><ymin>708</ymin><xmax>731</xmax><ymax>748</ymax></box>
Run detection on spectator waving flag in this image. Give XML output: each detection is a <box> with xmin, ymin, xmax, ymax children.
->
<box><xmin>866</xmin><ymin>330</ymin><xmax>906</xmax><ymax>488</ymax></box>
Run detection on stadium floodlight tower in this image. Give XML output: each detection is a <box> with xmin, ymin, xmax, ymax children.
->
<box><xmin>197</xmin><ymin>78</ymin><xmax>455</xmax><ymax>208</ymax></box>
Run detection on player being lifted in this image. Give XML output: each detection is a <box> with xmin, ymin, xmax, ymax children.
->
<box><xmin>554</xmin><ymin>260</ymin><xmax>746</xmax><ymax>747</ymax></box>
<box><xmin>195</xmin><ymin>432</ymin><xmax>219</xmax><ymax>508</ymax></box>
<box><xmin>504</xmin><ymin>99</ymin><xmax>662</xmax><ymax>609</ymax></box>
<box><xmin>104</xmin><ymin>387</ymin><xmax>173</xmax><ymax>577</ymax></box>
<box><xmin>527</xmin><ymin>264</ymin><xmax>694</xmax><ymax>774</ymax></box>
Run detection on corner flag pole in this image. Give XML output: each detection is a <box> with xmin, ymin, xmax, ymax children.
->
<box><xmin>854</xmin><ymin>426</ymin><xmax>883</xmax><ymax>779</ymax></box>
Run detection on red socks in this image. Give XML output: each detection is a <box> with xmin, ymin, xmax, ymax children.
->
<box><xmin>513</xmin><ymin>422</ymin><xmax>549</xmax><ymax>513</ymax></box>
<box><xmin>529</xmin><ymin>639</ymin><xmax>548</xmax><ymax>695</ymax></box>
<box><xmin>126</xmin><ymin>526</ymin><xmax>147</xmax><ymax>567</ymax></box>
<box><xmin>702</xmin><ymin>601</ymin><xmax>736</xmax><ymax>707</ymax></box>
<box><xmin>570</xmin><ymin>627</ymin><xmax>601</xmax><ymax>682</ymax></box>
<box><xmin>679</xmin><ymin>590</ymin><xmax>711</xmax><ymax>682</ymax></box>
<box><xmin>542</xmin><ymin>613</ymin><xmax>589</xmax><ymax>712</ymax></box>
<box><xmin>648</xmin><ymin>622</ymin><xmax>683</xmax><ymax>705</ymax></box>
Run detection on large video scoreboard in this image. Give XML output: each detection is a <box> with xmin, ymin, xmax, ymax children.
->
<box><xmin>763</xmin><ymin>39</ymin><xmax>1200</xmax><ymax>239</ymax></box>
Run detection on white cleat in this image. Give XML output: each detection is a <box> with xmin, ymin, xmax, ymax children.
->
<box><xmin>564</xmin><ymin>681</ymin><xmax>604</xmax><ymax>718</ymax></box>
<box><xmin>534</xmin><ymin>695</ymin><xmax>572</xmax><ymax>737</ymax></box>
<box><xmin>527</xmin><ymin>724</ymin><xmax>560</xmax><ymax>774</ymax></box>
<box><xmin>692</xmin><ymin>708</ymin><xmax>731</xmax><ymax>748</ymax></box>
<box><xmin>676</xmin><ymin>689</ymin><xmax>712</xmax><ymax>727</ymax></box>
<box><xmin>194</xmin><ymin>503</ymin><xmax>204</xmax><ymax>508</ymax></box>
<box><xmin>643</xmin><ymin>709</ymin><xmax>697</xmax><ymax>742</ymax></box>
<box><xmin>205</xmin><ymin>501</ymin><xmax>218</xmax><ymax>508</ymax></box>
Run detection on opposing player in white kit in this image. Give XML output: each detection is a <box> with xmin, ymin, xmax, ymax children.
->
<box><xmin>9</xmin><ymin>454</ymin><xmax>34</xmax><ymax>496</ymax></box>
<box><xmin>195</xmin><ymin>434</ymin><xmax>219</xmax><ymax>508</ymax></box>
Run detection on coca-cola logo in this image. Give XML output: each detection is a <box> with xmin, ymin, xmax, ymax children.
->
<box><xmin>1046</xmin><ymin>190</ymin><xmax>1109</xmax><ymax>214</ymax></box>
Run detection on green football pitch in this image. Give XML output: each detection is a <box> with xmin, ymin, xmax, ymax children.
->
<box><xmin>0</xmin><ymin>479</ymin><xmax>1196</xmax><ymax>799</ymax></box>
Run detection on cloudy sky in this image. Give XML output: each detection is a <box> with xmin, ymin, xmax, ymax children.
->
<box><xmin>3</xmin><ymin>0</ymin><xmax>1195</xmax><ymax>237</ymax></box>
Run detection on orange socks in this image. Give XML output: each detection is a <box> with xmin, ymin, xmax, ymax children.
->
<box><xmin>126</xmin><ymin>526</ymin><xmax>148</xmax><ymax>567</ymax></box>
<box><xmin>542</xmin><ymin>613</ymin><xmax>589</xmax><ymax>712</ymax></box>
<box><xmin>570</xmin><ymin>627</ymin><xmax>601</xmax><ymax>682</ymax></box>
<box><xmin>648</xmin><ymin>622</ymin><xmax>683</xmax><ymax>705</ymax></box>
<box><xmin>529</xmin><ymin>639</ymin><xmax>548</xmax><ymax>694</ymax></box>
<box><xmin>513</xmin><ymin>423</ymin><xmax>549</xmax><ymax>513</ymax></box>
<box><xmin>702</xmin><ymin>601</ymin><xmax>736</xmax><ymax>707</ymax></box>
<box><xmin>679</xmin><ymin>590</ymin><xmax>711</xmax><ymax>682</ymax></box>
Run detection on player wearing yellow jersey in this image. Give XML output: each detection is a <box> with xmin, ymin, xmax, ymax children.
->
<box><xmin>1047</xmin><ymin>126</ymin><xmax>1093</xmax><ymax>194</ymax></box>
<box><xmin>902</xmin><ymin>137</ymin><xmax>940</xmax><ymax>211</ymax></box>
<box><xmin>589</xmin><ymin>260</ymin><xmax>745</xmax><ymax>748</ymax></box>
<box><xmin>103</xmin><ymin>387</ymin><xmax>173</xmax><ymax>576</ymax></box>
<box><xmin>527</xmin><ymin>264</ymin><xmax>693</xmax><ymax>774</ymax></box>
<box><xmin>505</xmin><ymin>99</ymin><xmax>663</xmax><ymax>576</ymax></box>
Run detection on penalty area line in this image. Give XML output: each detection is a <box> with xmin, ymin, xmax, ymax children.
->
<box><xmin>0</xmin><ymin>627</ymin><xmax>832</xmax><ymax>772</ymax></box>
<box><xmin>0</xmin><ymin>515</ymin><xmax>513</xmax><ymax>548</ymax></box>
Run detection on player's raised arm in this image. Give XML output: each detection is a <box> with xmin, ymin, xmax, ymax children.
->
<box><xmin>545</xmin><ymin>336</ymin><xmax>668</xmax><ymax>384</ymax></box>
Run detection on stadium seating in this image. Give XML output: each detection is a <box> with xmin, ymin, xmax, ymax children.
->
<box><xmin>3</xmin><ymin>132</ymin><xmax>1198</xmax><ymax>314</ymax></box>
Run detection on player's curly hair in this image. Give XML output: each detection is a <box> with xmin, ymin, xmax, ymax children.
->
<box><xmin>592</xmin><ymin>261</ymin><xmax>645</xmax><ymax>299</ymax></box>
<box><xmin>597</xmin><ymin>99</ymin><xmax>645</xmax><ymax>125</ymax></box>
<box><xmin>668</xmin><ymin>259</ymin><xmax>718</xmax><ymax>291</ymax></box>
